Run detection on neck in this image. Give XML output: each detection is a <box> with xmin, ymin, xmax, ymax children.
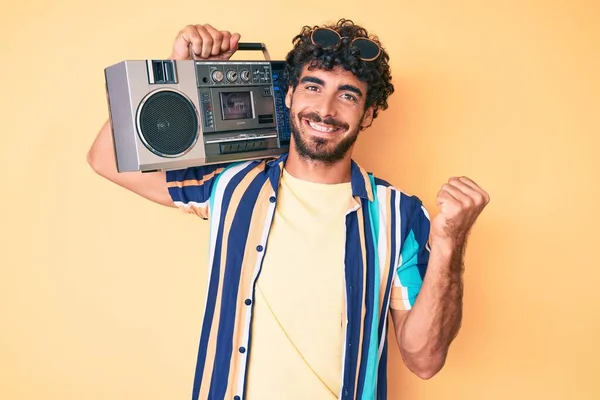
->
<box><xmin>284</xmin><ymin>148</ymin><xmax>353</xmax><ymax>184</ymax></box>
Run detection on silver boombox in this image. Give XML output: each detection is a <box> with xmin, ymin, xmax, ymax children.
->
<box><xmin>104</xmin><ymin>43</ymin><xmax>291</xmax><ymax>173</ymax></box>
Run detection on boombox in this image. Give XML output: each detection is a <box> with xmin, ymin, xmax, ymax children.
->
<box><xmin>104</xmin><ymin>43</ymin><xmax>291</xmax><ymax>173</ymax></box>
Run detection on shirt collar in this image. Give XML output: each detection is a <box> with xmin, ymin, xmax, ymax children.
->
<box><xmin>266</xmin><ymin>153</ymin><xmax>374</xmax><ymax>202</ymax></box>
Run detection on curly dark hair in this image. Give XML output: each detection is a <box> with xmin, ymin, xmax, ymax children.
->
<box><xmin>281</xmin><ymin>18</ymin><xmax>394</xmax><ymax>120</ymax></box>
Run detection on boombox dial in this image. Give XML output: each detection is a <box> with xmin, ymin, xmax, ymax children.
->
<box><xmin>226</xmin><ymin>70</ymin><xmax>238</xmax><ymax>82</ymax></box>
<box><xmin>240</xmin><ymin>69</ymin><xmax>250</xmax><ymax>82</ymax></box>
<box><xmin>211</xmin><ymin>70</ymin><xmax>224</xmax><ymax>82</ymax></box>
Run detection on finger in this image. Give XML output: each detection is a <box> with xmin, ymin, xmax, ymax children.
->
<box><xmin>171</xmin><ymin>25</ymin><xmax>199</xmax><ymax>60</ymax></box>
<box><xmin>203</xmin><ymin>24</ymin><xmax>224</xmax><ymax>56</ymax></box>
<box><xmin>456</xmin><ymin>176</ymin><xmax>490</xmax><ymax>204</ymax></box>
<box><xmin>436</xmin><ymin>188</ymin><xmax>456</xmax><ymax>209</ymax></box>
<box><xmin>440</xmin><ymin>183</ymin><xmax>473</xmax><ymax>208</ymax></box>
<box><xmin>455</xmin><ymin>176</ymin><xmax>480</xmax><ymax>189</ymax></box>
<box><xmin>229</xmin><ymin>33</ymin><xmax>241</xmax><ymax>53</ymax></box>
<box><xmin>453</xmin><ymin>176</ymin><xmax>483</xmax><ymax>192</ymax></box>
<box><xmin>220</xmin><ymin>31</ymin><xmax>232</xmax><ymax>53</ymax></box>
<box><xmin>195</xmin><ymin>25</ymin><xmax>214</xmax><ymax>58</ymax></box>
<box><xmin>448</xmin><ymin>178</ymin><xmax>486</xmax><ymax>206</ymax></box>
<box><xmin>182</xmin><ymin>25</ymin><xmax>204</xmax><ymax>59</ymax></box>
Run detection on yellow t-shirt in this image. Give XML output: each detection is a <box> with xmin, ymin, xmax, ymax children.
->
<box><xmin>244</xmin><ymin>168</ymin><xmax>354</xmax><ymax>400</ymax></box>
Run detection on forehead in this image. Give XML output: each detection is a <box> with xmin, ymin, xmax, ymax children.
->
<box><xmin>298</xmin><ymin>64</ymin><xmax>367</xmax><ymax>92</ymax></box>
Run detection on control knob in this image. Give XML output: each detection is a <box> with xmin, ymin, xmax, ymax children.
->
<box><xmin>211</xmin><ymin>70</ymin><xmax>224</xmax><ymax>82</ymax></box>
<box><xmin>240</xmin><ymin>69</ymin><xmax>250</xmax><ymax>82</ymax></box>
<box><xmin>226</xmin><ymin>70</ymin><xmax>238</xmax><ymax>82</ymax></box>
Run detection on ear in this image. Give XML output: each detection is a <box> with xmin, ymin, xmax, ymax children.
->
<box><xmin>360</xmin><ymin>107</ymin><xmax>375</xmax><ymax>130</ymax></box>
<box><xmin>285</xmin><ymin>85</ymin><xmax>293</xmax><ymax>108</ymax></box>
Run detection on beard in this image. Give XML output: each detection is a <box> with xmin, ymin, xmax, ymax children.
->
<box><xmin>290</xmin><ymin>109</ymin><xmax>362</xmax><ymax>166</ymax></box>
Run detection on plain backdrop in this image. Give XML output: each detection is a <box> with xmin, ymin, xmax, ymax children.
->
<box><xmin>1</xmin><ymin>0</ymin><xmax>599</xmax><ymax>399</ymax></box>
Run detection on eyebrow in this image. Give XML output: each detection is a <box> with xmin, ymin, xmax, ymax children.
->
<box><xmin>339</xmin><ymin>84</ymin><xmax>363</xmax><ymax>98</ymax></box>
<box><xmin>299</xmin><ymin>76</ymin><xmax>364</xmax><ymax>98</ymax></box>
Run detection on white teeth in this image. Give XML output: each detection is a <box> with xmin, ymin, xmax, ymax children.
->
<box><xmin>308</xmin><ymin>121</ymin><xmax>336</xmax><ymax>133</ymax></box>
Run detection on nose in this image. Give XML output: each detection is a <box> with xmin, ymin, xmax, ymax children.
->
<box><xmin>314</xmin><ymin>93</ymin><xmax>337</xmax><ymax>119</ymax></box>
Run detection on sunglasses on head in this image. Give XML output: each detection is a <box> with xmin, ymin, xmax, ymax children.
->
<box><xmin>310</xmin><ymin>27</ymin><xmax>382</xmax><ymax>62</ymax></box>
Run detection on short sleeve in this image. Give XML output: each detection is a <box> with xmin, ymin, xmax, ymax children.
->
<box><xmin>165</xmin><ymin>163</ymin><xmax>228</xmax><ymax>220</ymax></box>
<box><xmin>390</xmin><ymin>201</ymin><xmax>431</xmax><ymax>310</ymax></box>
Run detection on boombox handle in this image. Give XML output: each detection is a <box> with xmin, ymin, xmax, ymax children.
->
<box><xmin>237</xmin><ymin>42</ymin><xmax>272</xmax><ymax>61</ymax></box>
<box><xmin>189</xmin><ymin>42</ymin><xmax>271</xmax><ymax>61</ymax></box>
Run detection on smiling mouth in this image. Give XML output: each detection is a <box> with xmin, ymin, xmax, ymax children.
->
<box><xmin>303</xmin><ymin>119</ymin><xmax>342</xmax><ymax>134</ymax></box>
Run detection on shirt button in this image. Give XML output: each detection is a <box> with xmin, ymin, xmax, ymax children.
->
<box><xmin>269</xmin><ymin>196</ymin><xmax>276</xmax><ymax>203</ymax></box>
<box><xmin>256</xmin><ymin>245</ymin><xmax>263</xmax><ymax>252</ymax></box>
<box><xmin>239</xmin><ymin>346</ymin><xmax>246</xmax><ymax>354</ymax></box>
<box><xmin>234</xmin><ymin>396</ymin><xmax>241</xmax><ymax>400</ymax></box>
<box><xmin>245</xmin><ymin>298</ymin><xmax>252</xmax><ymax>306</ymax></box>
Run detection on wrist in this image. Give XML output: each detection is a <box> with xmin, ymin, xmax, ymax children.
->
<box><xmin>429</xmin><ymin>235</ymin><xmax>464</xmax><ymax>258</ymax></box>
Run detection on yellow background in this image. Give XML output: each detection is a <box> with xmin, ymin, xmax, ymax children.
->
<box><xmin>2</xmin><ymin>0</ymin><xmax>599</xmax><ymax>399</ymax></box>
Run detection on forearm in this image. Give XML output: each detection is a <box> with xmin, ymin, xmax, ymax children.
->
<box><xmin>87</xmin><ymin>119</ymin><xmax>117</xmax><ymax>175</ymax></box>
<box><xmin>86</xmin><ymin>119</ymin><xmax>172</xmax><ymax>206</ymax></box>
<box><xmin>397</xmin><ymin>238</ymin><xmax>465</xmax><ymax>378</ymax></box>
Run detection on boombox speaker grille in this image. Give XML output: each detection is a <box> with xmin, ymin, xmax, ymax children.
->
<box><xmin>137</xmin><ymin>90</ymin><xmax>199</xmax><ymax>157</ymax></box>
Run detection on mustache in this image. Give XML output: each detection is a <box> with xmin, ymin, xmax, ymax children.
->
<box><xmin>298</xmin><ymin>111</ymin><xmax>349</xmax><ymax>131</ymax></box>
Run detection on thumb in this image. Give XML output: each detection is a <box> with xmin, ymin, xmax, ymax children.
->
<box><xmin>436</xmin><ymin>191</ymin><xmax>445</xmax><ymax>210</ymax></box>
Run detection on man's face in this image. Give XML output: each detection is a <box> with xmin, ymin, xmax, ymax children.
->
<box><xmin>285</xmin><ymin>65</ymin><xmax>374</xmax><ymax>165</ymax></box>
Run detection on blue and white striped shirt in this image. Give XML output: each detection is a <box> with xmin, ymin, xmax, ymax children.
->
<box><xmin>166</xmin><ymin>153</ymin><xmax>430</xmax><ymax>400</ymax></box>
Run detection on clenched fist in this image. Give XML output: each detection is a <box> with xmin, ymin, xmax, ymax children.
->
<box><xmin>170</xmin><ymin>24</ymin><xmax>241</xmax><ymax>61</ymax></box>
<box><xmin>431</xmin><ymin>176</ymin><xmax>490</xmax><ymax>246</ymax></box>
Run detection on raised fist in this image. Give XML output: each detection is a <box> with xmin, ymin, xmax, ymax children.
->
<box><xmin>431</xmin><ymin>176</ymin><xmax>490</xmax><ymax>246</ymax></box>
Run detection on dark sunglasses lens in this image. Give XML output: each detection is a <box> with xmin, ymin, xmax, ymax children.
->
<box><xmin>353</xmin><ymin>38</ymin><xmax>380</xmax><ymax>60</ymax></box>
<box><xmin>312</xmin><ymin>29</ymin><xmax>340</xmax><ymax>48</ymax></box>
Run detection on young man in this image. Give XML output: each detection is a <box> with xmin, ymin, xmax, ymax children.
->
<box><xmin>88</xmin><ymin>19</ymin><xmax>489</xmax><ymax>400</ymax></box>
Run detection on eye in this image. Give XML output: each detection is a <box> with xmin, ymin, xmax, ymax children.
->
<box><xmin>341</xmin><ymin>93</ymin><xmax>358</xmax><ymax>102</ymax></box>
<box><xmin>305</xmin><ymin>85</ymin><xmax>320</xmax><ymax>92</ymax></box>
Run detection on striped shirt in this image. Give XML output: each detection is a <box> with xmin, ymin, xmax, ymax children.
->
<box><xmin>166</xmin><ymin>153</ymin><xmax>430</xmax><ymax>400</ymax></box>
